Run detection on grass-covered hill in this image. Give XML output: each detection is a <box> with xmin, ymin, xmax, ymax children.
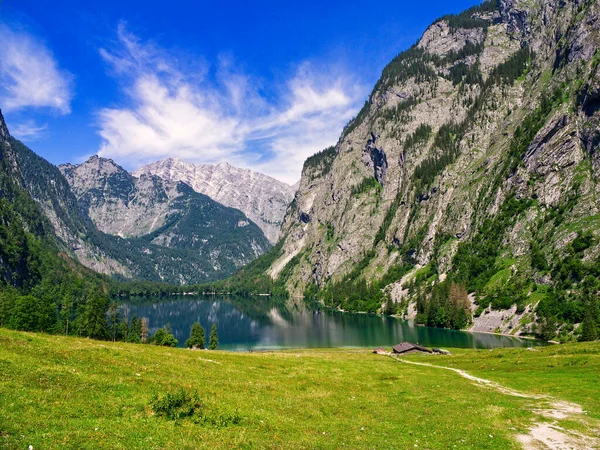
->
<box><xmin>1</xmin><ymin>329</ymin><xmax>598</xmax><ymax>449</ymax></box>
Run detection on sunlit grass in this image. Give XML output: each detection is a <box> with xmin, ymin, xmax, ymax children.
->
<box><xmin>0</xmin><ymin>329</ymin><xmax>598</xmax><ymax>449</ymax></box>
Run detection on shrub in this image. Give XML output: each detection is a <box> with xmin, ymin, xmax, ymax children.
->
<box><xmin>150</xmin><ymin>388</ymin><xmax>203</xmax><ymax>420</ymax></box>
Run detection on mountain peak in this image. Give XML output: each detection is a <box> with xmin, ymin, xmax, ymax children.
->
<box><xmin>135</xmin><ymin>158</ymin><xmax>297</xmax><ymax>244</ymax></box>
<box><xmin>0</xmin><ymin>109</ymin><xmax>11</xmax><ymax>143</ymax></box>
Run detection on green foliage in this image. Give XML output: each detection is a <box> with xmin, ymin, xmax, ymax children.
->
<box><xmin>303</xmin><ymin>146</ymin><xmax>337</xmax><ymax>179</ymax></box>
<box><xmin>380</xmin><ymin>97</ymin><xmax>418</xmax><ymax>124</ymax></box>
<box><xmin>150</xmin><ymin>388</ymin><xmax>203</xmax><ymax>420</ymax></box>
<box><xmin>185</xmin><ymin>322</ymin><xmax>205</xmax><ymax>349</ymax></box>
<box><xmin>446</xmin><ymin>61</ymin><xmax>483</xmax><ymax>86</ymax></box>
<box><xmin>81</xmin><ymin>291</ymin><xmax>109</xmax><ymax>339</ymax></box>
<box><xmin>320</xmin><ymin>224</ymin><xmax>333</xmax><ymax>245</ymax></box>
<box><xmin>151</xmin><ymin>325</ymin><xmax>178</xmax><ymax>347</ymax></box>
<box><xmin>413</xmin><ymin>122</ymin><xmax>464</xmax><ymax>192</ymax></box>
<box><xmin>374</xmin><ymin>46</ymin><xmax>439</xmax><ymax>95</ymax></box>
<box><xmin>351</xmin><ymin>176</ymin><xmax>382</xmax><ymax>197</ymax></box>
<box><xmin>435</xmin><ymin>0</ymin><xmax>498</xmax><ymax>31</ymax></box>
<box><xmin>530</xmin><ymin>242</ymin><xmax>549</xmax><ymax>271</ymax></box>
<box><xmin>374</xmin><ymin>193</ymin><xmax>402</xmax><ymax>245</ymax></box>
<box><xmin>439</xmin><ymin>42</ymin><xmax>485</xmax><ymax>66</ymax></box>
<box><xmin>487</xmin><ymin>47</ymin><xmax>533</xmax><ymax>86</ymax></box>
<box><xmin>505</xmin><ymin>87</ymin><xmax>564</xmax><ymax>174</ymax></box>
<box><xmin>415</xmin><ymin>281</ymin><xmax>472</xmax><ymax>330</ymax></box>
<box><xmin>404</xmin><ymin>124</ymin><xmax>433</xmax><ymax>151</ymax></box>
<box><xmin>208</xmin><ymin>323</ymin><xmax>219</xmax><ymax>350</ymax></box>
<box><xmin>580</xmin><ymin>297</ymin><xmax>600</xmax><ymax>342</ymax></box>
<box><xmin>342</xmin><ymin>100</ymin><xmax>371</xmax><ymax>138</ymax></box>
<box><xmin>379</xmin><ymin>264</ymin><xmax>413</xmax><ymax>288</ymax></box>
<box><xmin>453</xmin><ymin>196</ymin><xmax>533</xmax><ymax>293</ymax></box>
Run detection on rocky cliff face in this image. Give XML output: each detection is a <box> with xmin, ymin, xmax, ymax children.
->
<box><xmin>55</xmin><ymin>155</ymin><xmax>271</xmax><ymax>283</ymax></box>
<box><xmin>134</xmin><ymin>158</ymin><xmax>296</xmax><ymax>244</ymax></box>
<box><xmin>0</xmin><ymin>123</ymin><xmax>270</xmax><ymax>284</ymax></box>
<box><xmin>268</xmin><ymin>0</ymin><xmax>600</xmax><ymax>336</ymax></box>
<box><xmin>61</xmin><ymin>156</ymin><xmax>187</xmax><ymax>238</ymax></box>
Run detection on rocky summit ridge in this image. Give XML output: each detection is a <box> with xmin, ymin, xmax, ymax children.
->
<box><xmin>134</xmin><ymin>158</ymin><xmax>296</xmax><ymax>244</ymax></box>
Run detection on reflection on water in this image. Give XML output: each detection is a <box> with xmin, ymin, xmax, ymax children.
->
<box><xmin>124</xmin><ymin>296</ymin><xmax>545</xmax><ymax>351</ymax></box>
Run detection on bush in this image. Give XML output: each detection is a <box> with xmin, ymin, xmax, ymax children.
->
<box><xmin>150</xmin><ymin>388</ymin><xmax>203</xmax><ymax>420</ymax></box>
<box><xmin>151</xmin><ymin>325</ymin><xmax>178</xmax><ymax>347</ymax></box>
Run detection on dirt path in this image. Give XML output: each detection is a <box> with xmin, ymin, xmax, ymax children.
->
<box><xmin>390</xmin><ymin>356</ymin><xmax>599</xmax><ymax>450</ymax></box>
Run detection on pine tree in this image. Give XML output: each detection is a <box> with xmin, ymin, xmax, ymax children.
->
<box><xmin>81</xmin><ymin>291</ymin><xmax>108</xmax><ymax>339</ymax></box>
<box><xmin>208</xmin><ymin>323</ymin><xmax>219</xmax><ymax>350</ymax></box>
<box><xmin>140</xmin><ymin>317</ymin><xmax>149</xmax><ymax>343</ymax></box>
<box><xmin>185</xmin><ymin>322</ymin><xmax>205</xmax><ymax>349</ymax></box>
<box><xmin>128</xmin><ymin>315</ymin><xmax>142</xmax><ymax>343</ymax></box>
<box><xmin>580</xmin><ymin>298</ymin><xmax>599</xmax><ymax>342</ymax></box>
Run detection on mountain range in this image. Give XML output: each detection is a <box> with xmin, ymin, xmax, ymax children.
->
<box><xmin>0</xmin><ymin>115</ymin><xmax>271</xmax><ymax>285</ymax></box>
<box><xmin>134</xmin><ymin>158</ymin><xmax>296</xmax><ymax>244</ymax></box>
<box><xmin>1</xmin><ymin>0</ymin><xmax>599</xmax><ymax>340</ymax></box>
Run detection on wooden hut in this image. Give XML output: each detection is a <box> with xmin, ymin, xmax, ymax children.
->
<box><xmin>373</xmin><ymin>347</ymin><xmax>388</xmax><ymax>355</ymax></box>
<box><xmin>392</xmin><ymin>342</ymin><xmax>432</xmax><ymax>355</ymax></box>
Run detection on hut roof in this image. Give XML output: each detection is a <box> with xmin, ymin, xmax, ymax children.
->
<box><xmin>392</xmin><ymin>342</ymin><xmax>432</xmax><ymax>354</ymax></box>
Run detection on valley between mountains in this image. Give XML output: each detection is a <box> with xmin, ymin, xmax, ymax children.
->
<box><xmin>1</xmin><ymin>0</ymin><xmax>600</xmax><ymax>448</ymax></box>
<box><xmin>1</xmin><ymin>0</ymin><xmax>600</xmax><ymax>342</ymax></box>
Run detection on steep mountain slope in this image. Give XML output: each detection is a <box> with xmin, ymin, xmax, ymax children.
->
<box><xmin>60</xmin><ymin>156</ymin><xmax>178</xmax><ymax>238</ymax></box>
<box><xmin>0</xmin><ymin>114</ymin><xmax>270</xmax><ymax>284</ymax></box>
<box><xmin>268</xmin><ymin>0</ymin><xmax>600</xmax><ymax>338</ymax></box>
<box><xmin>134</xmin><ymin>158</ymin><xmax>296</xmax><ymax>244</ymax></box>
<box><xmin>0</xmin><ymin>109</ymin><xmax>115</xmax><ymax>339</ymax></box>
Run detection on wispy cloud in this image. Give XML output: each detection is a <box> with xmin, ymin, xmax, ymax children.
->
<box><xmin>98</xmin><ymin>23</ymin><xmax>365</xmax><ymax>184</ymax></box>
<box><xmin>0</xmin><ymin>24</ymin><xmax>73</xmax><ymax>114</ymax></box>
<box><xmin>10</xmin><ymin>120</ymin><xmax>48</xmax><ymax>140</ymax></box>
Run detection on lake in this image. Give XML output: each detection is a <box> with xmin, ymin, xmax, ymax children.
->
<box><xmin>124</xmin><ymin>296</ymin><xmax>545</xmax><ymax>351</ymax></box>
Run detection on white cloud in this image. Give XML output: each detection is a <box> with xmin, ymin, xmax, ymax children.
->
<box><xmin>0</xmin><ymin>24</ymin><xmax>73</xmax><ymax>114</ymax></box>
<box><xmin>11</xmin><ymin>120</ymin><xmax>47</xmax><ymax>139</ymax></box>
<box><xmin>98</xmin><ymin>24</ymin><xmax>366</xmax><ymax>184</ymax></box>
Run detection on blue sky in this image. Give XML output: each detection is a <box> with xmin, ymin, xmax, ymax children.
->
<box><xmin>0</xmin><ymin>0</ymin><xmax>478</xmax><ymax>183</ymax></box>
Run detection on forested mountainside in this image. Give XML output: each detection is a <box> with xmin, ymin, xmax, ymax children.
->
<box><xmin>0</xmin><ymin>109</ymin><xmax>111</xmax><ymax>336</ymax></box>
<box><xmin>135</xmin><ymin>158</ymin><xmax>296</xmax><ymax>244</ymax></box>
<box><xmin>60</xmin><ymin>156</ymin><xmax>270</xmax><ymax>276</ymax></box>
<box><xmin>267</xmin><ymin>0</ymin><xmax>600</xmax><ymax>340</ymax></box>
<box><xmin>0</xmin><ymin>114</ymin><xmax>270</xmax><ymax>285</ymax></box>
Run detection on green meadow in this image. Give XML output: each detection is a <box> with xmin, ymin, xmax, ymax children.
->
<box><xmin>0</xmin><ymin>329</ymin><xmax>598</xmax><ymax>449</ymax></box>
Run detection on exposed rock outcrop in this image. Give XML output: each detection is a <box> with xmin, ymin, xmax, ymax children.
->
<box><xmin>266</xmin><ymin>0</ymin><xmax>600</xmax><ymax>336</ymax></box>
<box><xmin>134</xmin><ymin>158</ymin><xmax>296</xmax><ymax>244</ymax></box>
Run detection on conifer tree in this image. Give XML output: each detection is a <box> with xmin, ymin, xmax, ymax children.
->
<box><xmin>208</xmin><ymin>323</ymin><xmax>219</xmax><ymax>350</ymax></box>
<box><xmin>81</xmin><ymin>291</ymin><xmax>108</xmax><ymax>339</ymax></box>
<box><xmin>185</xmin><ymin>322</ymin><xmax>205</xmax><ymax>349</ymax></box>
<box><xmin>580</xmin><ymin>298</ymin><xmax>599</xmax><ymax>342</ymax></box>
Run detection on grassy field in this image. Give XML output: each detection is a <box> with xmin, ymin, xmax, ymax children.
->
<box><xmin>0</xmin><ymin>329</ymin><xmax>598</xmax><ymax>449</ymax></box>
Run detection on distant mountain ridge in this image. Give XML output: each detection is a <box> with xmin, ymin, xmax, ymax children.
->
<box><xmin>60</xmin><ymin>156</ymin><xmax>191</xmax><ymax>238</ymax></box>
<box><xmin>134</xmin><ymin>158</ymin><xmax>296</xmax><ymax>244</ymax></box>
<box><xmin>0</xmin><ymin>110</ymin><xmax>270</xmax><ymax>285</ymax></box>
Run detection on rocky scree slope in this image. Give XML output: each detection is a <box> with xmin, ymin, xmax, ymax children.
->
<box><xmin>0</xmin><ymin>122</ymin><xmax>269</xmax><ymax>284</ymax></box>
<box><xmin>134</xmin><ymin>158</ymin><xmax>296</xmax><ymax>244</ymax></box>
<box><xmin>268</xmin><ymin>0</ymin><xmax>600</xmax><ymax>339</ymax></box>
